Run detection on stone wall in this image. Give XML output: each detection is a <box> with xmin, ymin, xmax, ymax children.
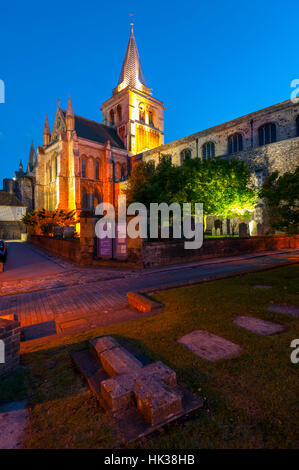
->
<box><xmin>0</xmin><ymin>318</ymin><xmax>21</xmax><ymax>378</ymax></box>
<box><xmin>132</xmin><ymin>235</ymin><xmax>299</xmax><ymax>268</ymax></box>
<box><xmin>30</xmin><ymin>235</ymin><xmax>81</xmax><ymax>263</ymax></box>
<box><xmin>137</xmin><ymin>99</ymin><xmax>299</xmax><ymax>176</ymax></box>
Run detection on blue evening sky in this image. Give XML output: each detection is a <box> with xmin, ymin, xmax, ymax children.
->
<box><xmin>0</xmin><ymin>0</ymin><xmax>298</xmax><ymax>181</ymax></box>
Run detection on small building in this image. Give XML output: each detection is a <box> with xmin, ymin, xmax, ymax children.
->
<box><xmin>0</xmin><ymin>191</ymin><xmax>27</xmax><ymax>240</ymax></box>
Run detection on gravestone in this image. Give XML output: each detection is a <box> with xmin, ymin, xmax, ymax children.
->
<box><xmin>212</xmin><ymin>227</ymin><xmax>216</xmax><ymax>237</ymax></box>
<box><xmin>234</xmin><ymin>316</ymin><xmax>285</xmax><ymax>335</ymax></box>
<box><xmin>267</xmin><ymin>304</ymin><xmax>299</xmax><ymax>318</ymax></box>
<box><xmin>238</xmin><ymin>222</ymin><xmax>248</xmax><ymax>237</ymax></box>
<box><xmin>222</xmin><ymin>219</ymin><xmax>230</xmax><ymax>235</ymax></box>
<box><xmin>216</xmin><ymin>228</ymin><xmax>221</xmax><ymax>236</ymax></box>
<box><xmin>93</xmin><ymin>337</ymin><xmax>182</xmax><ymax>426</ymax></box>
<box><xmin>257</xmin><ymin>223</ymin><xmax>264</xmax><ymax>235</ymax></box>
<box><xmin>178</xmin><ymin>330</ymin><xmax>242</xmax><ymax>361</ymax></box>
<box><xmin>249</xmin><ymin>220</ymin><xmax>258</xmax><ymax>236</ymax></box>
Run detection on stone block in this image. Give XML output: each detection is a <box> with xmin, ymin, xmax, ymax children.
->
<box><xmin>134</xmin><ymin>376</ymin><xmax>182</xmax><ymax>426</ymax></box>
<box><xmin>234</xmin><ymin>316</ymin><xmax>286</xmax><ymax>335</ymax></box>
<box><xmin>100</xmin><ymin>347</ymin><xmax>143</xmax><ymax>377</ymax></box>
<box><xmin>101</xmin><ymin>374</ymin><xmax>137</xmax><ymax>411</ymax></box>
<box><xmin>178</xmin><ymin>330</ymin><xmax>242</xmax><ymax>362</ymax></box>
<box><xmin>89</xmin><ymin>336</ymin><xmax>118</xmax><ymax>359</ymax></box>
<box><xmin>142</xmin><ymin>361</ymin><xmax>177</xmax><ymax>388</ymax></box>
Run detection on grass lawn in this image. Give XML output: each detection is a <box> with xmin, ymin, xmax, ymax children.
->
<box><xmin>1</xmin><ymin>264</ymin><xmax>298</xmax><ymax>449</ymax></box>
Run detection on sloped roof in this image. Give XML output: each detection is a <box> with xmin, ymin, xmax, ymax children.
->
<box><xmin>0</xmin><ymin>191</ymin><xmax>26</xmax><ymax>207</ymax></box>
<box><xmin>61</xmin><ymin>110</ymin><xmax>125</xmax><ymax>149</ymax></box>
<box><xmin>118</xmin><ymin>24</ymin><xmax>147</xmax><ymax>90</ymax></box>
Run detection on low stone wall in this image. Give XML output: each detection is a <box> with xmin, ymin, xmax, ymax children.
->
<box><xmin>0</xmin><ymin>318</ymin><xmax>21</xmax><ymax>378</ymax></box>
<box><xmin>29</xmin><ymin>235</ymin><xmax>81</xmax><ymax>263</ymax></box>
<box><xmin>139</xmin><ymin>235</ymin><xmax>299</xmax><ymax>268</ymax></box>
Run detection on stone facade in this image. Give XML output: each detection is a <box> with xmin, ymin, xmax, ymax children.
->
<box><xmin>102</xmin><ymin>24</ymin><xmax>164</xmax><ymax>156</ymax></box>
<box><xmin>136</xmin><ymin>99</ymin><xmax>299</xmax><ymax>178</ymax></box>
<box><xmin>35</xmin><ymin>25</ymin><xmax>163</xmax><ymax>221</ymax></box>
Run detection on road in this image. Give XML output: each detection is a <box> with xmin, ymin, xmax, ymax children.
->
<box><xmin>2</xmin><ymin>242</ymin><xmax>64</xmax><ymax>281</ymax></box>
<box><xmin>0</xmin><ymin>242</ymin><xmax>298</xmax><ymax>335</ymax></box>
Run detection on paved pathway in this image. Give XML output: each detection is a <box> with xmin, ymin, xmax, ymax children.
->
<box><xmin>0</xmin><ymin>243</ymin><xmax>298</xmax><ymax>335</ymax></box>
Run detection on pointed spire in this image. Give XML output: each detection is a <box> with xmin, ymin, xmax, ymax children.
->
<box><xmin>19</xmin><ymin>159</ymin><xmax>23</xmax><ymax>171</ymax></box>
<box><xmin>43</xmin><ymin>114</ymin><xmax>50</xmax><ymax>135</ymax></box>
<box><xmin>66</xmin><ymin>93</ymin><xmax>74</xmax><ymax>117</ymax></box>
<box><xmin>27</xmin><ymin>141</ymin><xmax>37</xmax><ymax>174</ymax></box>
<box><xmin>118</xmin><ymin>22</ymin><xmax>147</xmax><ymax>91</ymax></box>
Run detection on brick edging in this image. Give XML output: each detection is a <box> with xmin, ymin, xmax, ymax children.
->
<box><xmin>127</xmin><ymin>291</ymin><xmax>164</xmax><ymax>313</ymax></box>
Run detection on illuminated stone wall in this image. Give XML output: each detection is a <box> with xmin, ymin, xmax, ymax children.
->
<box><xmin>137</xmin><ymin>99</ymin><xmax>299</xmax><ymax>176</ymax></box>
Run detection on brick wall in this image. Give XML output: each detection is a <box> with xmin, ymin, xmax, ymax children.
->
<box><xmin>30</xmin><ymin>235</ymin><xmax>81</xmax><ymax>262</ymax></box>
<box><xmin>132</xmin><ymin>235</ymin><xmax>299</xmax><ymax>268</ymax></box>
<box><xmin>0</xmin><ymin>318</ymin><xmax>21</xmax><ymax>378</ymax></box>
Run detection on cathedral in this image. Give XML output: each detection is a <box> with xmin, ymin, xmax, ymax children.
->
<box><xmin>4</xmin><ymin>22</ymin><xmax>299</xmax><ymax>228</ymax></box>
<box><xmin>35</xmin><ymin>23</ymin><xmax>164</xmax><ymax>217</ymax></box>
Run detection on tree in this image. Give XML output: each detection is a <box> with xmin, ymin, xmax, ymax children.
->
<box><xmin>261</xmin><ymin>168</ymin><xmax>299</xmax><ymax>234</ymax></box>
<box><xmin>125</xmin><ymin>156</ymin><xmax>259</xmax><ymax>222</ymax></box>
<box><xmin>22</xmin><ymin>209</ymin><xmax>78</xmax><ymax>236</ymax></box>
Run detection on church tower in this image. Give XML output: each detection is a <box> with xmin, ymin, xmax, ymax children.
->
<box><xmin>102</xmin><ymin>22</ymin><xmax>164</xmax><ymax>155</ymax></box>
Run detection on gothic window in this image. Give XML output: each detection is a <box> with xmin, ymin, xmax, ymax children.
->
<box><xmin>121</xmin><ymin>164</ymin><xmax>126</xmax><ymax>180</ymax></box>
<box><xmin>149</xmin><ymin>109</ymin><xmax>154</xmax><ymax>126</ymax></box>
<box><xmin>95</xmin><ymin>160</ymin><xmax>101</xmax><ymax>180</ymax></box>
<box><xmin>117</xmin><ymin>105</ymin><xmax>122</xmax><ymax>122</ymax></box>
<box><xmin>258</xmin><ymin>123</ymin><xmax>276</xmax><ymax>146</ymax></box>
<box><xmin>55</xmin><ymin>156</ymin><xmax>58</xmax><ymax>177</ymax></box>
<box><xmin>180</xmin><ymin>149</ymin><xmax>192</xmax><ymax>164</ymax></box>
<box><xmin>81</xmin><ymin>157</ymin><xmax>86</xmax><ymax>178</ymax></box>
<box><xmin>228</xmin><ymin>133</ymin><xmax>243</xmax><ymax>154</ymax></box>
<box><xmin>139</xmin><ymin>104</ymin><xmax>145</xmax><ymax>122</ymax></box>
<box><xmin>81</xmin><ymin>187</ymin><xmax>88</xmax><ymax>209</ymax></box>
<box><xmin>94</xmin><ymin>190</ymin><xmax>102</xmax><ymax>209</ymax></box>
<box><xmin>118</xmin><ymin>125</ymin><xmax>126</xmax><ymax>143</ymax></box>
<box><xmin>202</xmin><ymin>142</ymin><xmax>215</xmax><ymax>160</ymax></box>
<box><xmin>110</xmin><ymin>109</ymin><xmax>115</xmax><ymax>125</ymax></box>
<box><xmin>296</xmin><ymin>116</ymin><xmax>299</xmax><ymax>137</ymax></box>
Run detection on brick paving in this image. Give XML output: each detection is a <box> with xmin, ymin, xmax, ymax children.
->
<box><xmin>0</xmin><ymin>244</ymin><xmax>298</xmax><ymax>336</ymax></box>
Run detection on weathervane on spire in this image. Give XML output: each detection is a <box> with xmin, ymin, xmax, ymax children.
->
<box><xmin>130</xmin><ymin>13</ymin><xmax>134</xmax><ymax>33</ymax></box>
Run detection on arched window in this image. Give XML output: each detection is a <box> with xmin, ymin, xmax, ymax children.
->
<box><xmin>139</xmin><ymin>104</ymin><xmax>145</xmax><ymax>122</ymax></box>
<box><xmin>228</xmin><ymin>133</ymin><xmax>243</xmax><ymax>154</ymax></box>
<box><xmin>94</xmin><ymin>191</ymin><xmax>102</xmax><ymax>209</ymax></box>
<box><xmin>109</xmin><ymin>109</ymin><xmax>115</xmax><ymax>125</ymax></box>
<box><xmin>258</xmin><ymin>123</ymin><xmax>276</xmax><ymax>146</ymax></box>
<box><xmin>95</xmin><ymin>160</ymin><xmax>101</xmax><ymax>180</ymax></box>
<box><xmin>296</xmin><ymin>116</ymin><xmax>299</xmax><ymax>137</ymax></box>
<box><xmin>81</xmin><ymin>187</ymin><xmax>88</xmax><ymax>209</ymax></box>
<box><xmin>180</xmin><ymin>149</ymin><xmax>192</xmax><ymax>164</ymax></box>
<box><xmin>117</xmin><ymin>105</ymin><xmax>122</xmax><ymax>122</ymax></box>
<box><xmin>121</xmin><ymin>164</ymin><xmax>126</xmax><ymax>180</ymax></box>
<box><xmin>149</xmin><ymin>109</ymin><xmax>154</xmax><ymax>126</ymax></box>
<box><xmin>81</xmin><ymin>157</ymin><xmax>86</xmax><ymax>178</ymax></box>
<box><xmin>55</xmin><ymin>156</ymin><xmax>58</xmax><ymax>177</ymax></box>
<box><xmin>202</xmin><ymin>142</ymin><xmax>215</xmax><ymax>161</ymax></box>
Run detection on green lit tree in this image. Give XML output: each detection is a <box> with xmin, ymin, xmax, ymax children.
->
<box><xmin>261</xmin><ymin>168</ymin><xmax>299</xmax><ymax>234</ymax></box>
